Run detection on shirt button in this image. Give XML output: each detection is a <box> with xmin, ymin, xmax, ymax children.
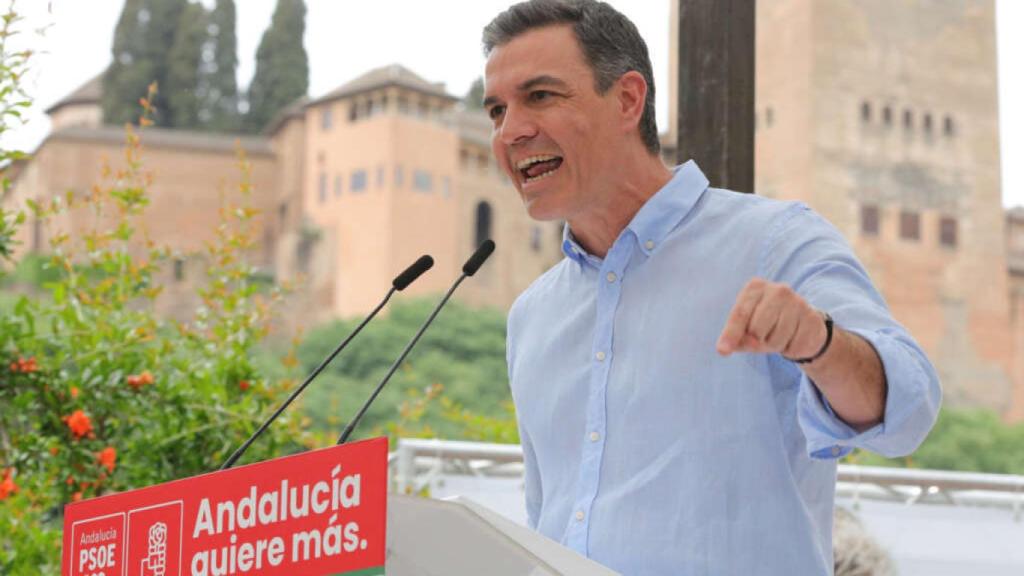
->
<box><xmin>575</xmin><ymin>510</ymin><xmax>585</xmax><ymax>521</ymax></box>
<box><xmin>589</xmin><ymin>431</ymin><xmax>600</xmax><ymax>442</ymax></box>
<box><xmin>831</xmin><ymin>446</ymin><xmax>842</xmax><ymax>457</ymax></box>
<box><xmin>595</xmin><ymin>351</ymin><xmax>606</xmax><ymax>361</ymax></box>
<box><xmin>645</xmin><ymin>240</ymin><xmax>655</xmax><ymax>250</ymax></box>
<box><xmin>606</xmin><ymin>272</ymin><xmax>617</xmax><ymax>283</ymax></box>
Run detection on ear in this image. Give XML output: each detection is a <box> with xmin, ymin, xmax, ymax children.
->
<box><xmin>615</xmin><ymin>71</ymin><xmax>648</xmax><ymax>133</ymax></box>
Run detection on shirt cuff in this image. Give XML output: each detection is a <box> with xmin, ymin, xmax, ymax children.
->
<box><xmin>800</xmin><ymin>379</ymin><xmax>884</xmax><ymax>460</ymax></box>
<box><xmin>797</xmin><ymin>326</ymin><xmax>906</xmax><ymax>460</ymax></box>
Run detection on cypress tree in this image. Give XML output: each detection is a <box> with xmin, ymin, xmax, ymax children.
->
<box><xmin>102</xmin><ymin>0</ymin><xmax>187</xmax><ymax>126</ymax></box>
<box><xmin>200</xmin><ymin>0</ymin><xmax>240</xmax><ymax>131</ymax></box>
<box><xmin>166</xmin><ymin>2</ymin><xmax>206</xmax><ymax>128</ymax></box>
<box><xmin>244</xmin><ymin>0</ymin><xmax>309</xmax><ymax>133</ymax></box>
<box><xmin>464</xmin><ymin>77</ymin><xmax>485</xmax><ymax>110</ymax></box>
<box><xmin>103</xmin><ymin>0</ymin><xmax>150</xmax><ymax>125</ymax></box>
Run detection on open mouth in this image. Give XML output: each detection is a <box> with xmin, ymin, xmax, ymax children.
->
<box><xmin>516</xmin><ymin>155</ymin><xmax>564</xmax><ymax>184</ymax></box>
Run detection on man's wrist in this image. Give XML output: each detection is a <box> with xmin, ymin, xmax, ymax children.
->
<box><xmin>786</xmin><ymin>311</ymin><xmax>834</xmax><ymax>364</ymax></box>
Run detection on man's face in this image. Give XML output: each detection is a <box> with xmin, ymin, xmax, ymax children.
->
<box><xmin>484</xmin><ymin>25</ymin><xmax>621</xmax><ymax>221</ymax></box>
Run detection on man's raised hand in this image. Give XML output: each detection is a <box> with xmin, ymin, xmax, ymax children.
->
<box><xmin>715</xmin><ymin>278</ymin><xmax>827</xmax><ymax>360</ymax></box>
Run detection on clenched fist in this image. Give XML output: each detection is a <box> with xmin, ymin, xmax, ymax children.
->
<box><xmin>716</xmin><ymin>278</ymin><xmax>827</xmax><ymax>361</ymax></box>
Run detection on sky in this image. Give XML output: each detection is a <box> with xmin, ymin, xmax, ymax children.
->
<box><xmin>3</xmin><ymin>0</ymin><xmax>1022</xmax><ymax>207</ymax></box>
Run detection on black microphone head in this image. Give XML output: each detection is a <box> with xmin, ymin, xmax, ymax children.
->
<box><xmin>462</xmin><ymin>240</ymin><xmax>496</xmax><ymax>276</ymax></box>
<box><xmin>393</xmin><ymin>255</ymin><xmax>434</xmax><ymax>290</ymax></box>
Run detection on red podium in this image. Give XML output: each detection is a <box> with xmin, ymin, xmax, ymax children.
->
<box><xmin>61</xmin><ymin>437</ymin><xmax>387</xmax><ymax>576</ymax></box>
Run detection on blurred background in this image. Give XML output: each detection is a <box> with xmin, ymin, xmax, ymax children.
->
<box><xmin>1</xmin><ymin>1</ymin><xmax>1023</xmax><ymax>574</ymax></box>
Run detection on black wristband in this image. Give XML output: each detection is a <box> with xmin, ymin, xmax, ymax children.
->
<box><xmin>788</xmin><ymin>312</ymin><xmax>834</xmax><ymax>365</ymax></box>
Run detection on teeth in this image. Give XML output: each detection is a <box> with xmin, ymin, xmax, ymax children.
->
<box><xmin>515</xmin><ymin>155</ymin><xmax>559</xmax><ymax>170</ymax></box>
<box><xmin>524</xmin><ymin>166</ymin><xmax>559</xmax><ymax>183</ymax></box>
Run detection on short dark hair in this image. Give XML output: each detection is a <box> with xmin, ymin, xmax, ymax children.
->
<box><xmin>482</xmin><ymin>0</ymin><xmax>660</xmax><ymax>155</ymax></box>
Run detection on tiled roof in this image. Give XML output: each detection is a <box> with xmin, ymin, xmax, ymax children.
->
<box><xmin>44</xmin><ymin>73</ymin><xmax>104</xmax><ymax>114</ymax></box>
<box><xmin>45</xmin><ymin>125</ymin><xmax>273</xmax><ymax>156</ymax></box>
<box><xmin>310</xmin><ymin>64</ymin><xmax>456</xmax><ymax>105</ymax></box>
<box><xmin>264</xmin><ymin>96</ymin><xmax>310</xmax><ymax>135</ymax></box>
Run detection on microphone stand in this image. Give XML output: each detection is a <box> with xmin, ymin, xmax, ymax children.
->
<box><xmin>219</xmin><ymin>255</ymin><xmax>433</xmax><ymax>470</ymax></box>
<box><xmin>336</xmin><ymin>240</ymin><xmax>495</xmax><ymax>445</ymax></box>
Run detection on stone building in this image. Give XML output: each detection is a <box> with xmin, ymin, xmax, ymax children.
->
<box><xmin>716</xmin><ymin>0</ymin><xmax>1016</xmax><ymax>417</ymax></box>
<box><xmin>5</xmin><ymin>64</ymin><xmax>563</xmax><ymax>328</ymax></box>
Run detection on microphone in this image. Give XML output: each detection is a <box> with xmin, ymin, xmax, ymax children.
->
<box><xmin>462</xmin><ymin>239</ymin><xmax>495</xmax><ymax>276</ymax></box>
<box><xmin>336</xmin><ymin>240</ymin><xmax>496</xmax><ymax>444</ymax></box>
<box><xmin>218</xmin><ymin>254</ymin><xmax>434</xmax><ymax>470</ymax></box>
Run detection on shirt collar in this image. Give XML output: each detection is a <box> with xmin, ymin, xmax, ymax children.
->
<box><xmin>561</xmin><ymin>161</ymin><xmax>710</xmax><ymax>264</ymax></box>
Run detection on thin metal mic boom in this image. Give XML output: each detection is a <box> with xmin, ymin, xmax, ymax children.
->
<box><xmin>336</xmin><ymin>241</ymin><xmax>496</xmax><ymax>445</ymax></box>
<box><xmin>219</xmin><ymin>255</ymin><xmax>433</xmax><ymax>470</ymax></box>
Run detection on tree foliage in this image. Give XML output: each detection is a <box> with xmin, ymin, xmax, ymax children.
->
<box><xmin>102</xmin><ymin>0</ymin><xmax>187</xmax><ymax>127</ymax></box>
<box><xmin>244</xmin><ymin>0</ymin><xmax>308</xmax><ymax>133</ymax></box>
<box><xmin>464</xmin><ymin>76</ymin><xmax>484</xmax><ymax>110</ymax></box>
<box><xmin>0</xmin><ymin>6</ymin><xmax>31</xmax><ymax>265</ymax></box>
<box><xmin>103</xmin><ymin>0</ymin><xmax>241</xmax><ymax>132</ymax></box>
<box><xmin>296</xmin><ymin>298</ymin><xmax>518</xmax><ymax>445</ymax></box>
<box><xmin>165</xmin><ymin>2</ymin><xmax>205</xmax><ymax>127</ymax></box>
<box><xmin>200</xmin><ymin>0</ymin><xmax>240</xmax><ymax>131</ymax></box>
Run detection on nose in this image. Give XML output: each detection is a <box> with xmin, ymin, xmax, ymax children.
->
<box><xmin>498</xmin><ymin>105</ymin><xmax>537</xmax><ymax>146</ymax></box>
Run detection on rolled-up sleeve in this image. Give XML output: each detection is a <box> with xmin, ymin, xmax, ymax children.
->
<box><xmin>761</xmin><ymin>203</ymin><xmax>942</xmax><ymax>460</ymax></box>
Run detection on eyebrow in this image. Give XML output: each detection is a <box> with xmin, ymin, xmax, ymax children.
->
<box><xmin>483</xmin><ymin>74</ymin><xmax>570</xmax><ymax>108</ymax></box>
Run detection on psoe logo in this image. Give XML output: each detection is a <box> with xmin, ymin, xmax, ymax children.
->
<box><xmin>141</xmin><ymin>522</ymin><xmax>168</xmax><ymax>576</ymax></box>
<box><xmin>128</xmin><ymin>502</ymin><xmax>182</xmax><ymax>576</ymax></box>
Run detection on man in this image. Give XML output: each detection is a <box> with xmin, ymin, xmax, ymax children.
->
<box><xmin>482</xmin><ymin>1</ymin><xmax>941</xmax><ymax>574</ymax></box>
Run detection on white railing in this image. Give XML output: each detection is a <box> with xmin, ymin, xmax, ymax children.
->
<box><xmin>389</xmin><ymin>438</ymin><xmax>1024</xmax><ymax>521</ymax></box>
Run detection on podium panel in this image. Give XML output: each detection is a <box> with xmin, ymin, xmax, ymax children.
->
<box><xmin>386</xmin><ymin>494</ymin><xmax>619</xmax><ymax>576</ymax></box>
<box><xmin>62</xmin><ymin>438</ymin><xmax>388</xmax><ymax>576</ymax></box>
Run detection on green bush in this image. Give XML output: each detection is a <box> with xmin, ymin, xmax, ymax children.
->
<box><xmin>296</xmin><ymin>297</ymin><xmax>518</xmax><ymax>445</ymax></box>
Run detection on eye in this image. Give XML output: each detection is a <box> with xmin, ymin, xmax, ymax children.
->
<box><xmin>488</xmin><ymin>105</ymin><xmax>506</xmax><ymax>120</ymax></box>
<box><xmin>529</xmin><ymin>90</ymin><xmax>552</xmax><ymax>102</ymax></box>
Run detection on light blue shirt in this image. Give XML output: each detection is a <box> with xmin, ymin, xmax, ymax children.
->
<box><xmin>506</xmin><ymin>161</ymin><xmax>941</xmax><ymax>575</ymax></box>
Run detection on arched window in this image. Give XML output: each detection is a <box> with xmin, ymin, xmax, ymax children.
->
<box><xmin>943</xmin><ymin>115</ymin><xmax>955</xmax><ymax>137</ymax></box>
<box><xmin>475</xmin><ymin>201</ymin><xmax>493</xmax><ymax>247</ymax></box>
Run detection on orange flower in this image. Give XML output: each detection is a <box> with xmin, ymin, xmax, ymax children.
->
<box><xmin>71</xmin><ymin>491</ymin><xmax>83</xmax><ymax>502</ymax></box>
<box><xmin>49</xmin><ymin>446</ymin><xmax>59</xmax><ymax>456</ymax></box>
<box><xmin>127</xmin><ymin>370</ymin><xmax>155</xmax><ymax>390</ymax></box>
<box><xmin>70</xmin><ymin>386</ymin><xmax>80</xmax><ymax>399</ymax></box>
<box><xmin>10</xmin><ymin>356</ymin><xmax>38</xmax><ymax>374</ymax></box>
<box><xmin>65</xmin><ymin>410</ymin><xmax>93</xmax><ymax>439</ymax></box>
<box><xmin>65</xmin><ymin>475</ymin><xmax>75</xmax><ymax>486</ymax></box>
<box><xmin>0</xmin><ymin>469</ymin><xmax>17</xmax><ymax>500</ymax></box>
<box><xmin>238</xmin><ymin>380</ymin><xmax>251</xmax><ymax>391</ymax></box>
<box><xmin>97</xmin><ymin>447</ymin><xmax>116</xmax><ymax>474</ymax></box>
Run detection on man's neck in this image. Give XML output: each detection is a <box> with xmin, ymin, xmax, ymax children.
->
<box><xmin>569</xmin><ymin>155</ymin><xmax>673</xmax><ymax>258</ymax></box>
